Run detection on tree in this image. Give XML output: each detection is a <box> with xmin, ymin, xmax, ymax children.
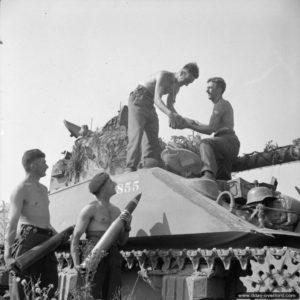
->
<box><xmin>0</xmin><ymin>202</ymin><xmax>9</xmax><ymax>245</ymax></box>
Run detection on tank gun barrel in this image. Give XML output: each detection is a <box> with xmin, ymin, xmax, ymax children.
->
<box><xmin>232</xmin><ymin>141</ymin><xmax>300</xmax><ymax>173</ymax></box>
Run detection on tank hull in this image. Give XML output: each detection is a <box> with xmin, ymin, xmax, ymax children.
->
<box><xmin>50</xmin><ymin>167</ymin><xmax>259</xmax><ymax>235</ymax></box>
<box><xmin>49</xmin><ymin>167</ymin><xmax>300</xmax><ymax>300</ymax></box>
<box><xmin>50</xmin><ymin>168</ymin><xmax>300</xmax><ymax>241</ymax></box>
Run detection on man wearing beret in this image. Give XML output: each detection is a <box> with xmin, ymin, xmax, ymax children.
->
<box><xmin>126</xmin><ymin>63</ymin><xmax>199</xmax><ymax>172</ymax></box>
<box><xmin>4</xmin><ymin>149</ymin><xmax>58</xmax><ymax>299</ymax></box>
<box><xmin>71</xmin><ymin>172</ymin><xmax>131</xmax><ymax>300</ymax></box>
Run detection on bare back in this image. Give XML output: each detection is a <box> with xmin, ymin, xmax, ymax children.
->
<box><xmin>140</xmin><ymin>71</ymin><xmax>179</xmax><ymax>100</ymax></box>
<box><xmin>19</xmin><ymin>181</ymin><xmax>51</xmax><ymax>228</ymax></box>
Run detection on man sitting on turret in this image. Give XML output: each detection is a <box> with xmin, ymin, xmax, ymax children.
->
<box><xmin>175</xmin><ymin>77</ymin><xmax>240</xmax><ymax>180</ymax></box>
<box><xmin>71</xmin><ymin>172</ymin><xmax>131</xmax><ymax>300</ymax></box>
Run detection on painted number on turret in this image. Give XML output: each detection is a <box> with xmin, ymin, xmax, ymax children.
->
<box><xmin>116</xmin><ymin>180</ymin><xmax>140</xmax><ymax>194</ymax></box>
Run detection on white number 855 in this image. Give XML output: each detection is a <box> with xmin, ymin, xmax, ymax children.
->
<box><xmin>116</xmin><ymin>180</ymin><xmax>140</xmax><ymax>194</ymax></box>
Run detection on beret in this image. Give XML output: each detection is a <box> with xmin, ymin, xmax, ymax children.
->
<box><xmin>89</xmin><ymin>172</ymin><xmax>109</xmax><ymax>195</ymax></box>
<box><xmin>22</xmin><ymin>149</ymin><xmax>45</xmax><ymax>168</ymax></box>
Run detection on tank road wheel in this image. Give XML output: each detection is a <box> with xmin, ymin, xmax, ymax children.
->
<box><xmin>240</xmin><ymin>248</ymin><xmax>300</xmax><ymax>294</ymax></box>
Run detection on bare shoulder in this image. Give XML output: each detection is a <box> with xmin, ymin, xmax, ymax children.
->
<box><xmin>222</xmin><ymin>99</ymin><xmax>231</xmax><ymax>105</ymax></box>
<box><xmin>109</xmin><ymin>203</ymin><xmax>121</xmax><ymax>217</ymax></box>
<box><xmin>79</xmin><ymin>201</ymin><xmax>98</xmax><ymax>216</ymax></box>
<box><xmin>10</xmin><ymin>181</ymin><xmax>28</xmax><ymax>203</ymax></box>
<box><xmin>216</xmin><ymin>99</ymin><xmax>230</xmax><ymax>109</ymax></box>
<box><xmin>221</xmin><ymin>99</ymin><xmax>233</xmax><ymax>111</ymax></box>
<box><xmin>156</xmin><ymin>70</ymin><xmax>173</xmax><ymax>81</ymax></box>
<box><xmin>155</xmin><ymin>71</ymin><xmax>176</xmax><ymax>93</ymax></box>
<box><xmin>87</xmin><ymin>200</ymin><xmax>99</xmax><ymax>210</ymax></box>
<box><xmin>39</xmin><ymin>183</ymin><xmax>48</xmax><ymax>192</ymax></box>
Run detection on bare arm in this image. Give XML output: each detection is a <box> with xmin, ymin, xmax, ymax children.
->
<box><xmin>154</xmin><ymin>72</ymin><xmax>177</xmax><ymax>118</ymax></box>
<box><xmin>166</xmin><ymin>89</ymin><xmax>179</xmax><ymax>114</ymax></box>
<box><xmin>182</xmin><ymin>105</ymin><xmax>225</xmax><ymax>134</ymax></box>
<box><xmin>4</xmin><ymin>186</ymin><xmax>25</xmax><ymax>265</ymax></box>
<box><xmin>70</xmin><ymin>205</ymin><xmax>94</xmax><ymax>268</ymax></box>
<box><xmin>154</xmin><ymin>72</ymin><xmax>185</xmax><ymax>128</ymax></box>
<box><xmin>44</xmin><ymin>185</ymin><xmax>57</xmax><ymax>235</ymax></box>
<box><xmin>184</xmin><ymin>118</ymin><xmax>214</xmax><ymax>135</ymax></box>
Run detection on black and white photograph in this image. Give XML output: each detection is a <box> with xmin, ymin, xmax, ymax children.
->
<box><xmin>0</xmin><ymin>0</ymin><xmax>300</xmax><ymax>299</ymax></box>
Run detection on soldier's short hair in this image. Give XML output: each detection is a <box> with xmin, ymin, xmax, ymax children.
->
<box><xmin>22</xmin><ymin>149</ymin><xmax>45</xmax><ymax>172</ymax></box>
<box><xmin>183</xmin><ymin>63</ymin><xmax>199</xmax><ymax>79</ymax></box>
<box><xmin>207</xmin><ymin>77</ymin><xmax>226</xmax><ymax>94</ymax></box>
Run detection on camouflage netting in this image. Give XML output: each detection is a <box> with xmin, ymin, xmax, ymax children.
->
<box><xmin>65</xmin><ymin>125</ymin><xmax>128</xmax><ymax>184</ymax></box>
<box><xmin>89</xmin><ymin>126</ymin><xmax>128</xmax><ymax>174</ymax></box>
<box><xmin>57</xmin><ymin>112</ymin><xmax>171</xmax><ymax>184</ymax></box>
<box><xmin>52</xmin><ymin>109</ymin><xmax>300</xmax><ymax>186</ymax></box>
<box><xmin>169</xmin><ymin>135</ymin><xmax>202</xmax><ymax>155</ymax></box>
<box><xmin>52</xmin><ymin>107</ymin><xmax>204</xmax><ymax>185</ymax></box>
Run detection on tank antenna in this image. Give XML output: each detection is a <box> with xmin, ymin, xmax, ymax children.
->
<box><xmin>90</xmin><ymin>118</ymin><xmax>93</xmax><ymax>130</ymax></box>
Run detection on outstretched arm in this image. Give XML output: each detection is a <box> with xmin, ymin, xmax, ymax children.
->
<box><xmin>180</xmin><ymin>106</ymin><xmax>224</xmax><ymax>134</ymax></box>
<box><xmin>183</xmin><ymin>118</ymin><xmax>214</xmax><ymax>135</ymax></box>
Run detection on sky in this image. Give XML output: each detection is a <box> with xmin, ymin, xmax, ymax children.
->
<box><xmin>0</xmin><ymin>0</ymin><xmax>300</xmax><ymax>203</ymax></box>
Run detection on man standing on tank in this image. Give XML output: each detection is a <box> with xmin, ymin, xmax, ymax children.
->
<box><xmin>177</xmin><ymin>77</ymin><xmax>240</xmax><ymax>180</ymax></box>
<box><xmin>71</xmin><ymin>172</ymin><xmax>131</xmax><ymax>300</ymax></box>
<box><xmin>4</xmin><ymin>149</ymin><xmax>58</xmax><ymax>299</ymax></box>
<box><xmin>125</xmin><ymin>63</ymin><xmax>199</xmax><ymax>172</ymax></box>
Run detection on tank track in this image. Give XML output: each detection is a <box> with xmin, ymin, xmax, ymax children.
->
<box><xmin>55</xmin><ymin>246</ymin><xmax>300</xmax><ymax>293</ymax></box>
<box><xmin>239</xmin><ymin>247</ymin><xmax>300</xmax><ymax>293</ymax></box>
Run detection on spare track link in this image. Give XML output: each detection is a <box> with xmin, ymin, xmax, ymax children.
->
<box><xmin>119</xmin><ymin>247</ymin><xmax>300</xmax><ymax>293</ymax></box>
<box><xmin>54</xmin><ymin>246</ymin><xmax>300</xmax><ymax>293</ymax></box>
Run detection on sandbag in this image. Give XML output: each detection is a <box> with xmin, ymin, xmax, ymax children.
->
<box><xmin>161</xmin><ymin>147</ymin><xmax>202</xmax><ymax>177</ymax></box>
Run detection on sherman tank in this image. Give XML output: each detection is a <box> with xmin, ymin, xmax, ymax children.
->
<box><xmin>30</xmin><ymin>108</ymin><xmax>300</xmax><ymax>299</ymax></box>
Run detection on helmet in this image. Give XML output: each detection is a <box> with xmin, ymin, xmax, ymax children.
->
<box><xmin>246</xmin><ymin>186</ymin><xmax>274</xmax><ymax>205</ymax></box>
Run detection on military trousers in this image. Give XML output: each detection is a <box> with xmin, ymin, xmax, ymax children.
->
<box><xmin>9</xmin><ymin>224</ymin><xmax>58</xmax><ymax>300</ymax></box>
<box><xmin>82</xmin><ymin>237</ymin><xmax>122</xmax><ymax>300</ymax></box>
<box><xmin>200</xmin><ymin>133</ymin><xmax>240</xmax><ymax>180</ymax></box>
<box><xmin>126</xmin><ymin>85</ymin><xmax>161</xmax><ymax>170</ymax></box>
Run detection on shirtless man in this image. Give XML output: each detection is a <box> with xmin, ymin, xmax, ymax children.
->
<box><xmin>4</xmin><ymin>149</ymin><xmax>58</xmax><ymax>299</ymax></box>
<box><xmin>178</xmin><ymin>77</ymin><xmax>240</xmax><ymax>180</ymax></box>
<box><xmin>71</xmin><ymin>172</ymin><xmax>131</xmax><ymax>300</ymax></box>
<box><xmin>126</xmin><ymin>62</ymin><xmax>199</xmax><ymax>172</ymax></box>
